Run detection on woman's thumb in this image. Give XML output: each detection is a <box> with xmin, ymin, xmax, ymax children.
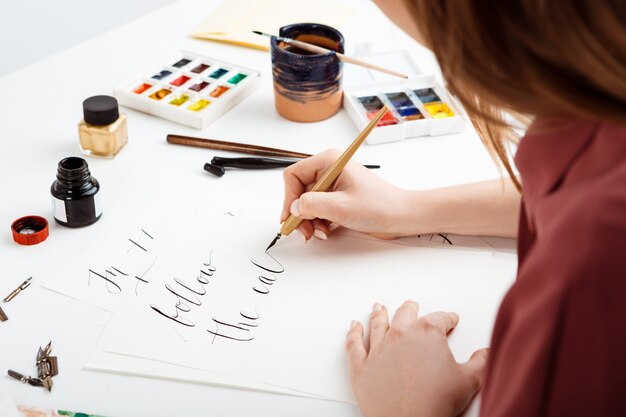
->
<box><xmin>461</xmin><ymin>348</ymin><xmax>489</xmax><ymax>392</ymax></box>
<box><xmin>292</xmin><ymin>191</ymin><xmax>345</xmax><ymax>222</ymax></box>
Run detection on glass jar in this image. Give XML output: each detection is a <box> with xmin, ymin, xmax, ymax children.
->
<box><xmin>78</xmin><ymin>95</ymin><xmax>128</xmax><ymax>157</ymax></box>
<box><xmin>51</xmin><ymin>157</ymin><xmax>102</xmax><ymax>227</ymax></box>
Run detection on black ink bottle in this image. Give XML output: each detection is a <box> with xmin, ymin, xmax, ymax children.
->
<box><xmin>51</xmin><ymin>157</ymin><xmax>102</xmax><ymax>227</ymax></box>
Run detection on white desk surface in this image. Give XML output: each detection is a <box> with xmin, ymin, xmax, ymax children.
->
<box><xmin>0</xmin><ymin>0</ymin><xmax>511</xmax><ymax>416</ymax></box>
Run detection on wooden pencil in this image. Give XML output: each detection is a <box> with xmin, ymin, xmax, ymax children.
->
<box><xmin>253</xmin><ymin>31</ymin><xmax>409</xmax><ymax>79</ymax></box>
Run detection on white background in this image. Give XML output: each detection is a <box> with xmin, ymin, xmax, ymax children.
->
<box><xmin>0</xmin><ymin>0</ymin><xmax>177</xmax><ymax>76</ymax></box>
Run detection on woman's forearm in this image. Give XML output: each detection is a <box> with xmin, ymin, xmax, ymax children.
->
<box><xmin>400</xmin><ymin>178</ymin><xmax>521</xmax><ymax>238</ymax></box>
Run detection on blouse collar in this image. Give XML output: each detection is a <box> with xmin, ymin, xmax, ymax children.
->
<box><xmin>515</xmin><ymin>118</ymin><xmax>599</xmax><ymax>201</ymax></box>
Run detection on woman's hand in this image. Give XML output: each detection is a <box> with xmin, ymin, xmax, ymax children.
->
<box><xmin>347</xmin><ymin>301</ymin><xmax>488</xmax><ymax>417</ymax></box>
<box><xmin>281</xmin><ymin>149</ymin><xmax>412</xmax><ymax>240</ymax></box>
<box><xmin>281</xmin><ymin>149</ymin><xmax>521</xmax><ymax>241</ymax></box>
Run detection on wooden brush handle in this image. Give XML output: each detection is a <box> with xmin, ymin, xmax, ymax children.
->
<box><xmin>287</xmin><ymin>39</ymin><xmax>332</xmax><ymax>55</ymax></box>
<box><xmin>167</xmin><ymin>134</ymin><xmax>312</xmax><ymax>159</ymax></box>
<box><xmin>338</xmin><ymin>55</ymin><xmax>408</xmax><ymax>79</ymax></box>
<box><xmin>287</xmin><ymin>39</ymin><xmax>408</xmax><ymax>79</ymax></box>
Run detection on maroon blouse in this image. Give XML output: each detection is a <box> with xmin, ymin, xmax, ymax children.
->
<box><xmin>480</xmin><ymin>119</ymin><xmax>626</xmax><ymax>416</ymax></box>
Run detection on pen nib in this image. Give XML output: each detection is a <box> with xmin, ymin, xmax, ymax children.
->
<box><xmin>266</xmin><ymin>233</ymin><xmax>281</xmax><ymax>252</ymax></box>
<box><xmin>43</xmin><ymin>376</ymin><xmax>53</xmax><ymax>392</ymax></box>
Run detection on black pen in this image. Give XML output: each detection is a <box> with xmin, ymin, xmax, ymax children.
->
<box><xmin>204</xmin><ymin>156</ymin><xmax>380</xmax><ymax>177</ymax></box>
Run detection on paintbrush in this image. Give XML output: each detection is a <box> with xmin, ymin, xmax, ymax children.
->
<box><xmin>266</xmin><ymin>105</ymin><xmax>389</xmax><ymax>251</ymax></box>
<box><xmin>252</xmin><ymin>31</ymin><xmax>408</xmax><ymax>79</ymax></box>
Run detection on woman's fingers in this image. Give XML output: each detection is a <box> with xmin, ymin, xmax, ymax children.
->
<box><xmin>390</xmin><ymin>300</ymin><xmax>420</xmax><ymax>330</ymax></box>
<box><xmin>347</xmin><ymin>300</ymin><xmax>474</xmax><ymax>417</ymax></box>
<box><xmin>293</xmin><ymin>219</ymin><xmax>332</xmax><ymax>242</ymax></box>
<box><xmin>369</xmin><ymin>303</ymin><xmax>389</xmax><ymax>350</ymax></box>
<box><xmin>312</xmin><ymin>219</ymin><xmax>331</xmax><ymax>240</ymax></box>
<box><xmin>281</xmin><ymin>149</ymin><xmax>342</xmax><ymax>222</ymax></box>
<box><xmin>389</xmin><ymin>304</ymin><xmax>459</xmax><ymax>336</ymax></box>
<box><xmin>419</xmin><ymin>311</ymin><xmax>460</xmax><ymax>335</ymax></box>
<box><xmin>346</xmin><ymin>320</ymin><xmax>367</xmax><ymax>374</ymax></box>
<box><xmin>296</xmin><ymin>222</ymin><xmax>314</xmax><ymax>241</ymax></box>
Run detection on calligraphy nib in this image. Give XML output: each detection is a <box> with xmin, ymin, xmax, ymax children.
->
<box><xmin>266</xmin><ymin>233</ymin><xmax>281</xmax><ymax>252</ymax></box>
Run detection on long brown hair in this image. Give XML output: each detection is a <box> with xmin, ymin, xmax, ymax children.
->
<box><xmin>404</xmin><ymin>0</ymin><xmax>626</xmax><ymax>190</ymax></box>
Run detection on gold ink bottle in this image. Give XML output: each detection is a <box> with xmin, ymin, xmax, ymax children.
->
<box><xmin>78</xmin><ymin>95</ymin><xmax>128</xmax><ymax>158</ymax></box>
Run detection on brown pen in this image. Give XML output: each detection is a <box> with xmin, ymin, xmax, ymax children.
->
<box><xmin>167</xmin><ymin>134</ymin><xmax>312</xmax><ymax>159</ymax></box>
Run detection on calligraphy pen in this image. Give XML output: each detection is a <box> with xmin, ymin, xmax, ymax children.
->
<box><xmin>266</xmin><ymin>105</ymin><xmax>389</xmax><ymax>251</ymax></box>
<box><xmin>204</xmin><ymin>156</ymin><xmax>380</xmax><ymax>177</ymax></box>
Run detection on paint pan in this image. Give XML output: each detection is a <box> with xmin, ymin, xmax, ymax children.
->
<box><xmin>228</xmin><ymin>73</ymin><xmax>247</xmax><ymax>85</ymax></box>
<box><xmin>414</xmin><ymin>88</ymin><xmax>455</xmax><ymax>118</ymax></box>
<box><xmin>189</xmin><ymin>81</ymin><xmax>210</xmax><ymax>92</ymax></box>
<box><xmin>209</xmin><ymin>68</ymin><xmax>229</xmax><ymax>79</ymax></box>
<box><xmin>149</xmin><ymin>88</ymin><xmax>172</xmax><ymax>100</ymax></box>
<box><xmin>172</xmin><ymin>58</ymin><xmax>192</xmax><ymax>68</ymax></box>
<box><xmin>170</xmin><ymin>75</ymin><xmax>191</xmax><ymax>87</ymax></box>
<box><xmin>191</xmin><ymin>63</ymin><xmax>211</xmax><ymax>74</ymax></box>
<box><xmin>152</xmin><ymin>69</ymin><xmax>172</xmax><ymax>80</ymax></box>
<box><xmin>114</xmin><ymin>51</ymin><xmax>261</xmax><ymax>129</ymax></box>
<box><xmin>133</xmin><ymin>83</ymin><xmax>152</xmax><ymax>94</ymax></box>
<box><xmin>357</xmin><ymin>96</ymin><xmax>398</xmax><ymax>126</ymax></box>
<box><xmin>210</xmin><ymin>86</ymin><xmax>230</xmax><ymax>98</ymax></box>
<box><xmin>386</xmin><ymin>92</ymin><xmax>423</xmax><ymax>121</ymax></box>
<box><xmin>188</xmin><ymin>99</ymin><xmax>211</xmax><ymax>112</ymax></box>
<box><xmin>169</xmin><ymin>94</ymin><xmax>190</xmax><ymax>107</ymax></box>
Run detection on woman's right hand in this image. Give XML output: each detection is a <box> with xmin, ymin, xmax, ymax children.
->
<box><xmin>281</xmin><ymin>149</ymin><xmax>413</xmax><ymax>240</ymax></box>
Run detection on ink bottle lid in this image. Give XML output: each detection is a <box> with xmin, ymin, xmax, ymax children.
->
<box><xmin>50</xmin><ymin>157</ymin><xmax>102</xmax><ymax>228</ymax></box>
<box><xmin>11</xmin><ymin>215</ymin><xmax>49</xmax><ymax>245</ymax></box>
<box><xmin>83</xmin><ymin>95</ymin><xmax>120</xmax><ymax>125</ymax></box>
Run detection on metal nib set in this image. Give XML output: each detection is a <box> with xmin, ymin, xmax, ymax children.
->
<box><xmin>8</xmin><ymin>341</ymin><xmax>59</xmax><ymax>392</ymax></box>
<box><xmin>3</xmin><ymin>277</ymin><xmax>59</xmax><ymax>391</ymax></box>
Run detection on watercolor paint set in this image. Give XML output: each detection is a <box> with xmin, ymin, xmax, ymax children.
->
<box><xmin>114</xmin><ymin>52</ymin><xmax>260</xmax><ymax>129</ymax></box>
<box><xmin>343</xmin><ymin>75</ymin><xmax>465</xmax><ymax>145</ymax></box>
<box><xmin>343</xmin><ymin>49</ymin><xmax>465</xmax><ymax>145</ymax></box>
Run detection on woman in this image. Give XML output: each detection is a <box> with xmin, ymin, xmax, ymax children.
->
<box><xmin>280</xmin><ymin>1</ymin><xmax>626</xmax><ymax>416</ymax></box>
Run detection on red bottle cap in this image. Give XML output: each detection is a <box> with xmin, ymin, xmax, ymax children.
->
<box><xmin>11</xmin><ymin>216</ymin><xmax>49</xmax><ymax>245</ymax></box>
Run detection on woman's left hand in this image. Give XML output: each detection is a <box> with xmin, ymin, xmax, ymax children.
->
<box><xmin>347</xmin><ymin>300</ymin><xmax>488</xmax><ymax>417</ymax></box>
